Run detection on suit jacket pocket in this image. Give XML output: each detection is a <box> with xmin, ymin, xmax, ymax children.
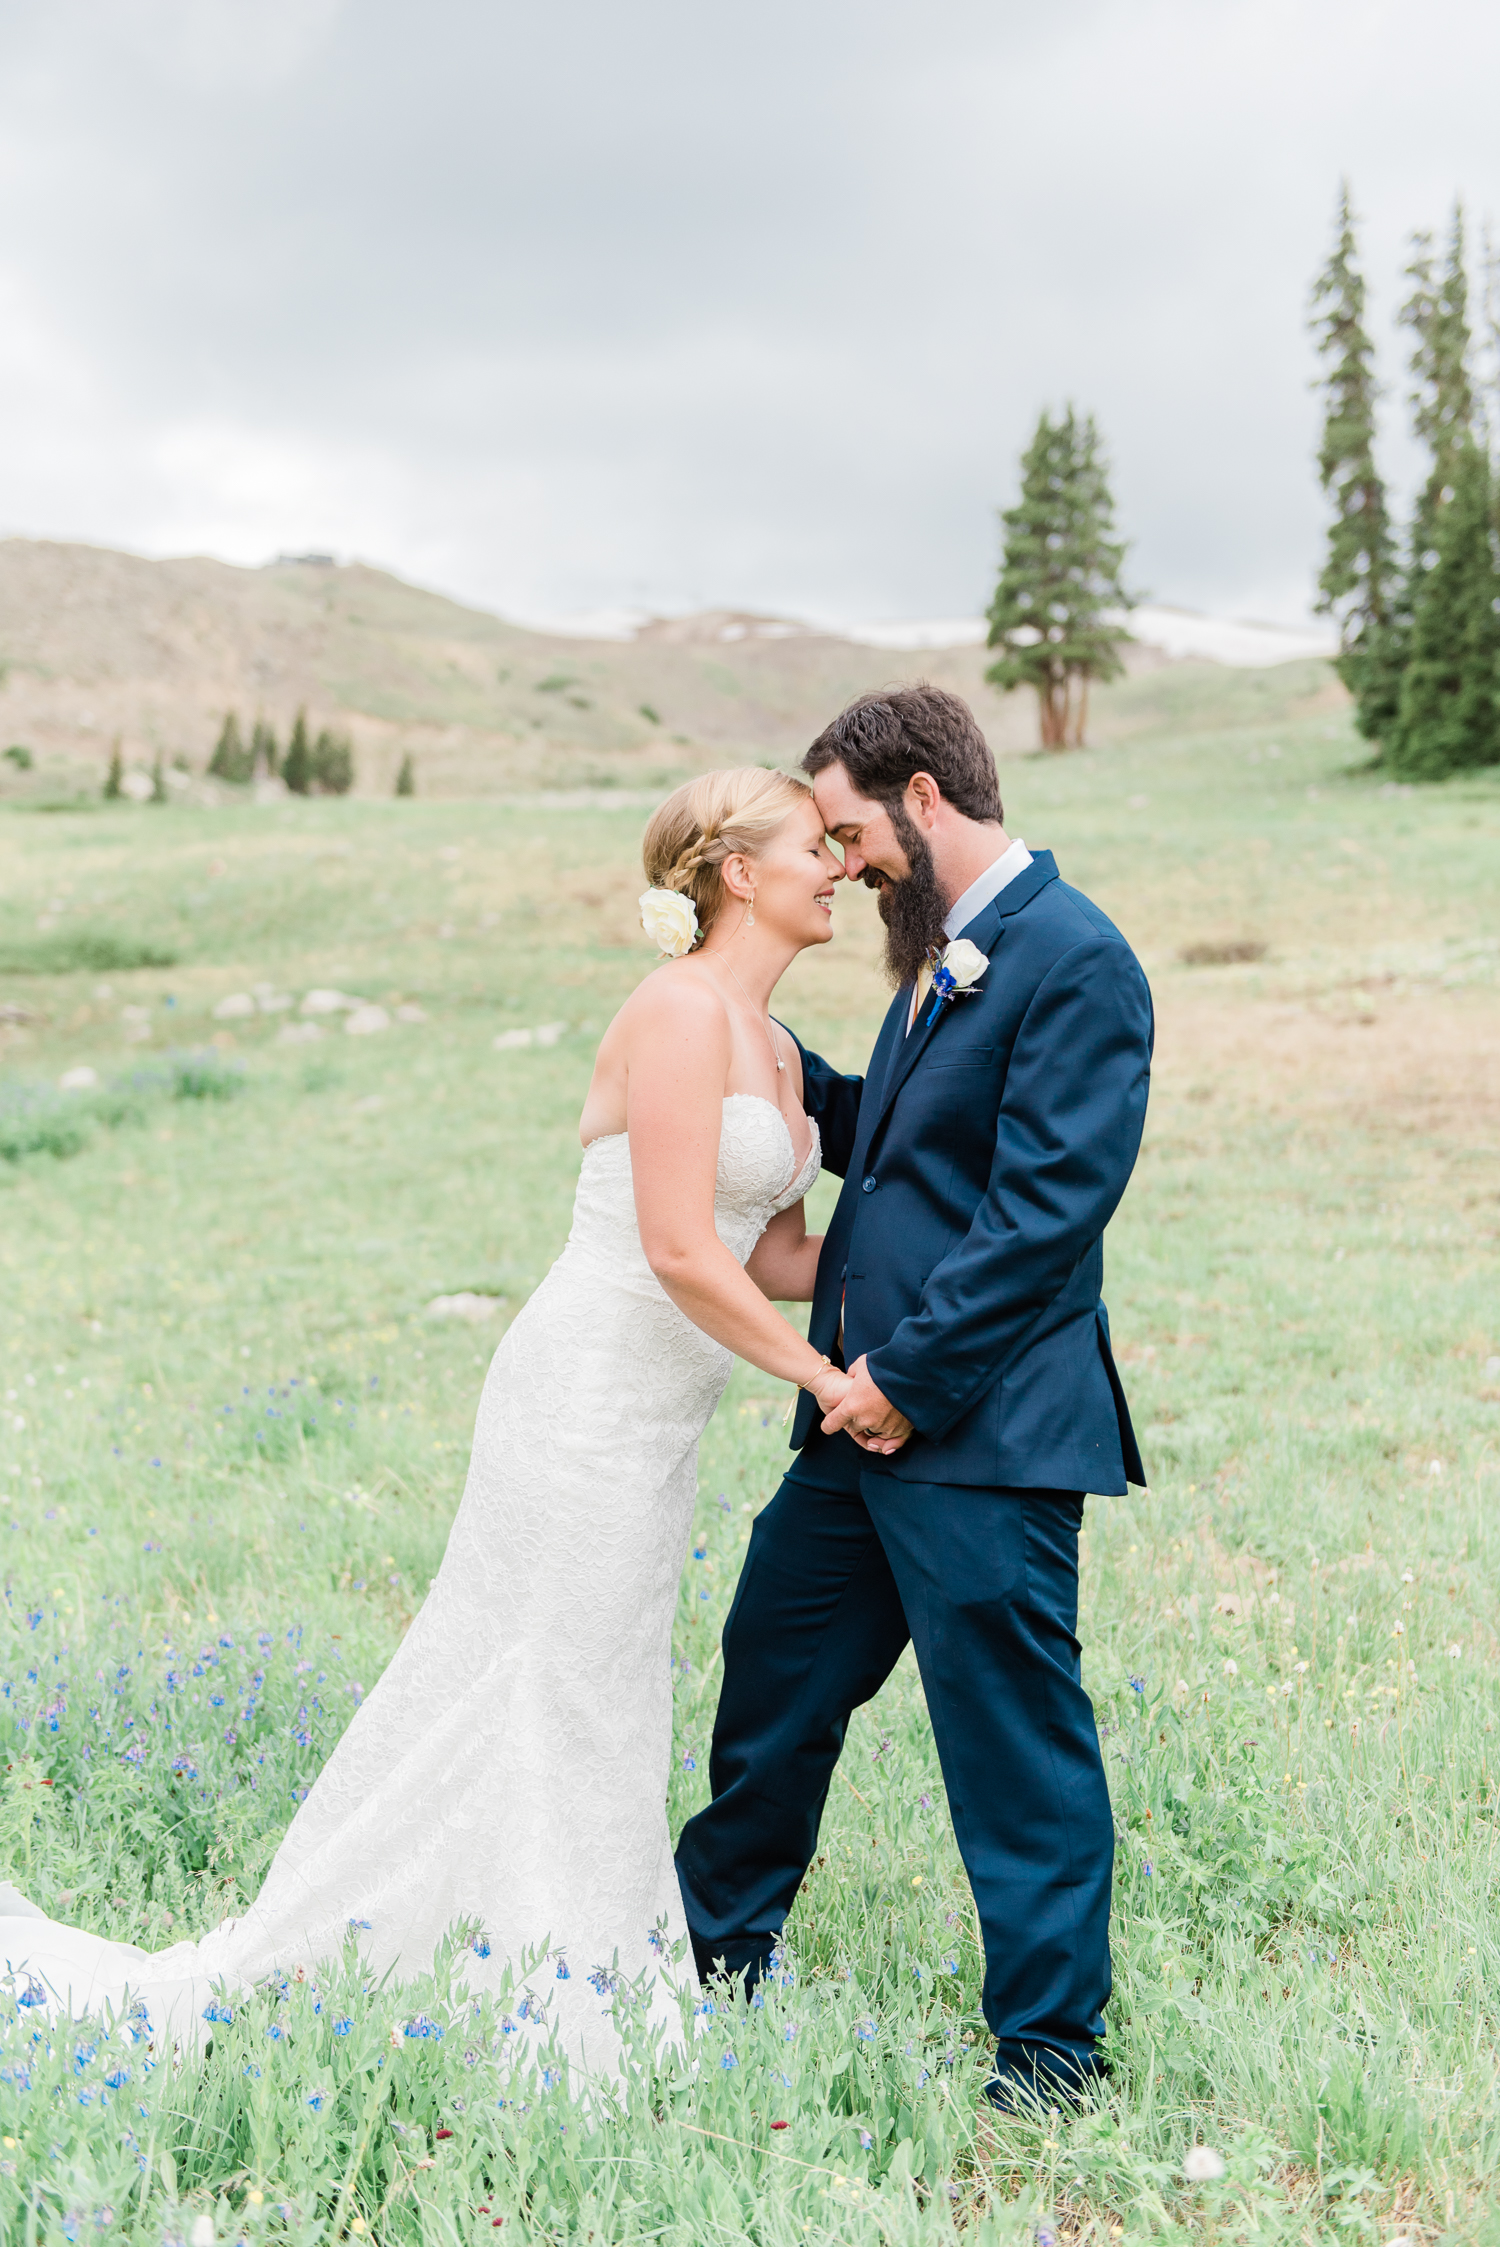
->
<box><xmin>925</xmin><ymin>1045</ymin><xmax>998</xmax><ymax>1071</ymax></box>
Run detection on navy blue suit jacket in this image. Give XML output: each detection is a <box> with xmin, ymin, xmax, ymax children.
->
<box><xmin>789</xmin><ymin>850</ymin><xmax>1153</xmax><ymax>1494</ymax></box>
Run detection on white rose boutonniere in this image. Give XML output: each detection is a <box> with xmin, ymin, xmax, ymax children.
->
<box><xmin>639</xmin><ymin>886</ymin><xmax>699</xmax><ymax>958</ymax></box>
<box><xmin>923</xmin><ymin>936</ymin><xmax>989</xmax><ymax>1025</ymax></box>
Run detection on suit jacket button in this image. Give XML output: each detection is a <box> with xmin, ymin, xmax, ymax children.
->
<box><xmin>862</xmin><ymin>1174</ymin><xmax>878</xmax><ymax>1193</ymax></box>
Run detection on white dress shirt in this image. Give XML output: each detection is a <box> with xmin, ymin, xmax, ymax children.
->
<box><xmin>907</xmin><ymin>837</ymin><xmax>1032</xmax><ymax>1031</ymax></box>
<box><xmin>943</xmin><ymin>835</ymin><xmax>1033</xmax><ymax>939</ymax></box>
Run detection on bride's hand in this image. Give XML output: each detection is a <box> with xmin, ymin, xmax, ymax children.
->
<box><xmin>808</xmin><ymin>1364</ymin><xmax>853</xmax><ymax>1417</ymax></box>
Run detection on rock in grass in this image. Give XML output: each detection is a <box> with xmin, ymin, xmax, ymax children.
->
<box><xmin>425</xmin><ymin>1292</ymin><xmax>502</xmax><ymax>1321</ymax></box>
<box><xmin>212</xmin><ymin>993</ymin><xmax>257</xmax><ymax>1020</ymax></box>
<box><xmin>276</xmin><ymin>1021</ymin><xmax>324</xmax><ymax>1044</ymax></box>
<box><xmin>300</xmin><ymin>988</ymin><xmax>363</xmax><ymax>1015</ymax></box>
<box><xmin>345</xmin><ymin>1005</ymin><xmax>391</xmax><ymax>1036</ymax></box>
<box><xmin>493</xmin><ymin>1022</ymin><xmax>566</xmax><ymax>1051</ymax></box>
<box><xmin>59</xmin><ymin>1065</ymin><xmax>99</xmax><ymax>1090</ymax></box>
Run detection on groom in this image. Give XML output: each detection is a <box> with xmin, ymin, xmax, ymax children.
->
<box><xmin>674</xmin><ymin>685</ymin><xmax>1153</xmax><ymax>2105</ymax></box>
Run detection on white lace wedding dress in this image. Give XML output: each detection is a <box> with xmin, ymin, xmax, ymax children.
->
<box><xmin>0</xmin><ymin>1095</ymin><xmax>819</xmax><ymax>2076</ymax></box>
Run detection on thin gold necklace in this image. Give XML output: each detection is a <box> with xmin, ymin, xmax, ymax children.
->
<box><xmin>711</xmin><ymin>953</ymin><xmax>785</xmax><ymax>1073</ymax></box>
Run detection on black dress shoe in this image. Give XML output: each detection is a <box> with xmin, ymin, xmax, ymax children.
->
<box><xmin>984</xmin><ymin>2056</ymin><xmax>1109</xmax><ymax>2115</ymax></box>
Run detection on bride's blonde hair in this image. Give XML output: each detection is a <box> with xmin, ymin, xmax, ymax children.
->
<box><xmin>642</xmin><ymin>767</ymin><xmax>812</xmax><ymax>948</ymax></box>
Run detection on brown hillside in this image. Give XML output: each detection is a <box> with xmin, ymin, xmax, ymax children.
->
<box><xmin>0</xmin><ymin>538</ymin><xmax>1341</xmax><ymax>800</ymax></box>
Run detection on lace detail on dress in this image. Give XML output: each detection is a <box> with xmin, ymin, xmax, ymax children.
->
<box><xmin>0</xmin><ymin>1097</ymin><xmax>820</xmax><ymax>2080</ymax></box>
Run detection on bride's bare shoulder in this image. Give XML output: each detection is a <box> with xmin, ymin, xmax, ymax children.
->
<box><xmin>610</xmin><ymin>959</ymin><xmax>730</xmax><ymax>1048</ymax></box>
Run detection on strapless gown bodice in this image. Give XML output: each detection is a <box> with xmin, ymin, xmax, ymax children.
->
<box><xmin>569</xmin><ymin>1092</ymin><xmax>822</xmax><ymax>1276</ymax></box>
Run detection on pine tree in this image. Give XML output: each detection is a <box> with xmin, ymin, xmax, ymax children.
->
<box><xmin>311</xmin><ymin>728</ymin><xmax>354</xmax><ymax>795</ymax></box>
<box><xmin>250</xmin><ymin>718</ymin><xmax>279</xmax><ymax>779</ymax></box>
<box><xmin>282</xmin><ymin>709</ymin><xmax>313</xmax><ymax>795</ymax></box>
<box><xmin>103</xmin><ymin>743</ymin><xmax>123</xmax><ymax>800</ymax></box>
<box><xmin>985</xmin><ymin>407</ymin><xmax>1134</xmax><ymax>748</ymax></box>
<box><xmin>1405</xmin><ymin>208</ymin><xmax>1476</xmax><ymax>502</ymax></box>
<box><xmin>1386</xmin><ymin>439</ymin><xmax>1500</xmax><ymax>778</ymax></box>
<box><xmin>1385</xmin><ymin>210</ymin><xmax>1478</xmax><ymax>711</ymax></box>
<box><xmin>150</xmin><ymin>753</ymin><xmax>167</xmax><ymax>803</ymax></box>
<box><xmin>207</xmin><ymin>711</ymin><xmax>251</xmax><ymax>783</ymax></box>
<box><xmin>1309</xmin><ymin>184</ymin><xmax>1396</xmax><ymax>743</ymax></box>
<box><xmin>395</xmin><ymin>752</ymin><xmax>415</xmax><ymax>797</ymax></box>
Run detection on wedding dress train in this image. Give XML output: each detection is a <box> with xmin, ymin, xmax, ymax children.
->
<box><xmin>0</xmin><ymin>1095</ymin><xmax>820</xmax><ymax>2075</ymax></box>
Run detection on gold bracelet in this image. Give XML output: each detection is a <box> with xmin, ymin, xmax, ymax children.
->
<box><xmin>782</xmin><ymin>1355</ymin><xmax>832</xmax><ymax>1426</ymax></box>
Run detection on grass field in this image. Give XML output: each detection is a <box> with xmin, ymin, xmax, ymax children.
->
<box><xmin>0</xmin><ymin>669</ymin><xmax>1498</xmax><ymax>2243</ymax></box>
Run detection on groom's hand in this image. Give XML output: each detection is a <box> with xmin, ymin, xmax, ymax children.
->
<box><xmin>821</xmin><ymin>1355</ymin><xmax>913</xmax><ymax>1454</ymax></box>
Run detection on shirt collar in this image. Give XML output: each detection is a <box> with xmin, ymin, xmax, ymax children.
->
<box><xmin>943</xmin><ymin>837</ymin><xmax>1032</xmax><ymax>940</ymax></box>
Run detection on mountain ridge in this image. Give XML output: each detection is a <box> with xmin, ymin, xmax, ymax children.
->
<box><xmin>0</xmin><ymin>537</ymin><xmax>1342</xmax><ymax>799</ymax></box>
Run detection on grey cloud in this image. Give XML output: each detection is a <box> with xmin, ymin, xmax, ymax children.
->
<box><xmin>0</xmin><ymin>0</ymin><xmax>1496</xmax><ymax>626</ymax></box>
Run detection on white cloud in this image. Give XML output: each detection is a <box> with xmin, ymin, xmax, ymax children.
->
<box><xmin>0</xmin><ymin>0</ymin><xmax>1496</xmax><ymax>627</ymax></box>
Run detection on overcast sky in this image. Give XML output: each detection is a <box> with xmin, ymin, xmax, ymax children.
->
<box><xmin>1</xmin><ymin>0</ymin><xmax>1497</xmax><ymax>631</ymax></box>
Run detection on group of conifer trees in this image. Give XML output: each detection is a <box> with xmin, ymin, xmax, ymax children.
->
<box><xmin>1311</xmin><ymin>187</ymin><xmax>1500</xmax><ymax>779</ymax></box>
<box><xmin>207</xmin><ymin>709</ymin><xmax>355</xmax><ymax>794</ymax></box>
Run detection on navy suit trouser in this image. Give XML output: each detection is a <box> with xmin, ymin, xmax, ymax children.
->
<box><xmin>673</xmin><ymin>1433</ymin><xmax>1114</xmax><ymax>2092</ymax></box>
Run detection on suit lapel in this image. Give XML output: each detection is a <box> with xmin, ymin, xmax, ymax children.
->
<box><xmin>864</xmin><ymin>851</ymin><xmax>1061</xmax><ymax>1136</ymax></box>
<box><xmin>859</xmin><ymin>990</ymin><xmax>910</xmax><ymax>1144</ymax></box>
<box><xmin>870</xmin><ymin>967</ymin><xmax>957</xmax><ymax>1122</ymax></box>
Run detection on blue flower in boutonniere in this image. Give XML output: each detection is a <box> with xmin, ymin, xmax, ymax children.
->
<box><xmin>924</xmin><ymin>937</ymin><xmax>989</xmax><ymax>1025</ymax></box>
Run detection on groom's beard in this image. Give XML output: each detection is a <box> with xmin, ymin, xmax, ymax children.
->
<box><xmin>866</xmin><ymin>805</ymin><xmax>949</xmax><ymax>988</ymax></box>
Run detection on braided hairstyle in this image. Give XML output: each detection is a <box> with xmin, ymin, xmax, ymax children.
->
<box><xmin>641</xmin><ymin>767</ymin><xmax>812</xmax><ymax>948</ymax></box>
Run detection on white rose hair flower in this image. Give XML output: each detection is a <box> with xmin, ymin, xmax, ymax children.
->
<box><xmin>639</xmin><ymin>887</ymin><xmax>700</xmax><ymax>958</ymax></box>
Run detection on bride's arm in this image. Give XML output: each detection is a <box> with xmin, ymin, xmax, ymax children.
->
<box><xmin>626</xmin><ymin>975</ymin><xmax>848</xmax><ymax>1409</ymax></box>
<box><xmin>745</xmin><ymin>1201</ymin><xmax>821</xmax><ymax>1302</ymax></box>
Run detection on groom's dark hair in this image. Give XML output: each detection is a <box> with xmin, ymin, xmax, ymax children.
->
<box><xmin>802</xmin><ymin>684</ymin><xmax>1003</xmax><ymax>824</ymax></box>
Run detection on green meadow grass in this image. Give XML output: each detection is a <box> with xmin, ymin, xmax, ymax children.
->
<box><xmin>0</xmin><ymin>691</ymin><xmax>1498</xmax><ymax>2242</ymax></box>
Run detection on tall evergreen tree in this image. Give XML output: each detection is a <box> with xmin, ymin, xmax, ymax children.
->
<box><xmin>1386</xmin><ymin>439</ymin><xmax>1500</xmax><ymax>778</ymax></box>
<box><xmin>103</xmin><ymin>743</ymin><xmax>123</xmax><ymax>800</ymax></box>
<box><xmin>1357</xmin><ymin>209</ymin><xmax>1481</xmax><ymax>760</ymax></box>
<box><xmin>1309</xmin><ymin>183</ymin><xmax>1396</xmax><ymax>742</ymax></box>
<box><xmin>311</xmin><ymin>728</ymin><xmax>354</xmax><ymax>795</ymax></box>
<box><xmin>1403</xmin><ymin>208</ymin><xmax>1476</xmax><ymax>504</ymax></box>
<box><xmin>282</xmin><ymin>709</ymin><xmax>313</xmax><ymax>795</ymax></box>
<box><xmin>207</xmin><ymin>711</ymin><xmax>252</xmax><ymax>783</ymax></box>
<box><xmin>985</xmin><ymin>407</ymin><xmax>1134</xmax><ymax>748</ymax></box>
<box><xmin>395</xmin><ymin>752</ymin><xmax>416</xmax><ymax>798</ymax></box>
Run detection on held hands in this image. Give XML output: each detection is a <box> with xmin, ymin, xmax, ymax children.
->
<box><xmin>807</xmin><ymin>1362</ymin><xmax>855</xmax><ymax>1418</ymax></box>
<box><xmin>820</xmin><ymin>1354</ymin><xmax>914</xmax><ymax>1456</ymax></box>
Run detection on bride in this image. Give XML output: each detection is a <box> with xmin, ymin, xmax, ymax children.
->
<box><xmin>0</xmin><ymin>767</ymin><xmax>864</xmax><ymax>2075</ymax></box>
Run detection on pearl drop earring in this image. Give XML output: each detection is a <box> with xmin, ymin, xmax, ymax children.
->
<box><xmin>745</xmin><ymin>892</ymin><xmax>755</xmax><ymax>927</ymax></box>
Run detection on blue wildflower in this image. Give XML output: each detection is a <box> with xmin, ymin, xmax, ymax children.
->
<box><xmin>333</xmin><ymin>2017</ymin><xmax>353</xmax><ymax>2037</ymax></box>
<box><xmin>721</xmin><ymin>2050</ymin><xmax>738</xmax><ymax>2070</ymax></box>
